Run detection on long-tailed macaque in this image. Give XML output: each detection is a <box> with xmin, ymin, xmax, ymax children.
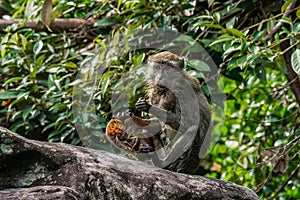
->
<box><xmin>106</xmin><ymin>51</ymin><xmax>211</xmax><ymax>174</ymax></box>
<box><xmin>134</xmin><ymin>51</ymin><xmax>212</xmax><ymax>174</ymax></box>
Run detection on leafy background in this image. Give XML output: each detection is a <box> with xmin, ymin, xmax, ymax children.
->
<box><xmin>0</xmin><ymin>0</ymin><xmax>299</xmax><ymax>199</ymax></box>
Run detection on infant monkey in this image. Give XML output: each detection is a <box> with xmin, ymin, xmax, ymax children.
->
<box><xmin>135</xmin><ymin>51</ymin><xmax>211</xmax><ymax>174</ymax></box>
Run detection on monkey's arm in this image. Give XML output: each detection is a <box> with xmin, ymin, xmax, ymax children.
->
<box><xmin>135</xmin><ymin>98</ymin><xmax>180</xmax><ymax>130</ymax></box>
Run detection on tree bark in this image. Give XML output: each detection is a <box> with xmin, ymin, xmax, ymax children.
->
<box><xmin>280</xmin><ymin>40</ymin><xmax>300</xmax><ymax>107</ymax></box>
<box><xmin>0</xmin><ymin>18</ymin><xmax>95</xmax><ymax>32</ymax></box>
<box><xmin>0</xmin><ymin>126</ymin><xmax>260</xmax><ymax>200</ymax></box>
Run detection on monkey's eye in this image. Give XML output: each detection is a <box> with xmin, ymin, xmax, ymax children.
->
<box><xmin>151</xmin><ymin>62</ymin><xmax>163</xmax><ymax>70</ymax></box>
<box><xmin>153</xmin><ymin>66</ymin><xmax>162</xmax><ymax>72</ymax></box>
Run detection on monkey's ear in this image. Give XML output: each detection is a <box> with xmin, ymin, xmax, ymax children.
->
<box><xmin>180</xmin><ymin>56</ymin><xmax>186</xmax><ymax>70</ymax></box>
<box><xmin>172</xmin><ymin>56</ymin><xmax>185</xmax><ymax>70</ymax></box>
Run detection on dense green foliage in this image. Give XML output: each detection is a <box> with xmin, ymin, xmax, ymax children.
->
<box><xmin>0</xmin><ymin>0</ymin><xmax>299</xmax><ymax>199</ymax></box>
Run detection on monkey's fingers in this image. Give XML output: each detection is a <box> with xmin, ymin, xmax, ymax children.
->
<box><xmin>135</xmin><ymin>98</ymin><xmax>151</xmax><ymax>112</ymax></box>
<box><xmin>113</xmin><ymin>112</ymin><xmax>131</xmax><ymax>122</ymax></box>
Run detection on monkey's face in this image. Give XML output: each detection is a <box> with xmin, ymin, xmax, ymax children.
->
<box><xmin>147</xmin><ymin>62</ymin><xmax>168</xmax><ymax>85</ymax></box>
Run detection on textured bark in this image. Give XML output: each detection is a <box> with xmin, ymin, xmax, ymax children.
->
<box><xmin>0</xmin><ymin>126</ymin><xmax>260</xmax><ymax>200</ymax></box>
<box><xmin>0</xmin><ymin>19</ymin><xmax>94</xmax><ymax>32</ymax></box>
<box><xmin>280</xmin><ymin>40</ymin><xmax>300</xmax><ymax>107</ymax></box>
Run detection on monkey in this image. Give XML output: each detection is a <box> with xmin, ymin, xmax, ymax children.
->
<box><xmin>134</xmin><ymin>51</ymin><xmax>212</xmax><ymax>174</ymax></box>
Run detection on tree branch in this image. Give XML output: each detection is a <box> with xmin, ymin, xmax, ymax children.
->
<box><xmin>260</xmin><ymin>0</ymin><xmax>300</xmax><ymax>107</ymax></box>
<box><xmin>0</xmin><ymin>18</ymin><xmax>96</xmax><ymax>32</ymax></box>
<box><xmin>280</xmin><ymin>40</ymin><xmax>300</xmax><ymax>106</ymax></box>
<box><xmin>263</xmin><ymin>1</ymin><xmax>296</xmax><ymax>42</ymax></box>
<box><xmin>0</xmin><ymin>126</ymin><xmax>260</xmax><ymax>200</ymax></box>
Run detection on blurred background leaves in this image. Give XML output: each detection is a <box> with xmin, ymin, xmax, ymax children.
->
<box><xmin>0</xmin><ymin>0</ymin><xmax>299</xmax><ymax>199</ymax></box>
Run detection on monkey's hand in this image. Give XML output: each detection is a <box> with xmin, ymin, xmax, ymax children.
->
<box><xmin>135</xmin><ymin>98</ymin><xmax>151</xmax><ymax>113</ymax></box>
<box><xmin>113</xmin><ymin>112</ymin><xmax>133</xmax><ymax>124</ymax></box>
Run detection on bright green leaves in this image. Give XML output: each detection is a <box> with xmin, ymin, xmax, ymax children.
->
<box><xmin>0</xmin><ymin>33</ymin><xmax>10</xmax><ymax>58</ymax></box>
<box><xmin>281</xmin><ymin>0</ymin><xmax>295</xmax><ymax>13</ymax></box>
<box><xmin>33</xmin><ymin>40</ymin><xmax>43</xmax><ymax>55</ymax></box>
<box><xmin>0</xmin><ymin>28</ymin><xmax>80</xmax><ymax>144</ymax></box>
<box><xmin>297</xmin><ymin>8</ymin><xmax>300</xmax><ymax>20</ymax></box>
<box><xmin>0</xmin><ymin>1</ymin><xmax>298</xmax><ymax>198</ymax></box>
<box><xmin>222</xmin><ymin>28</ymin><xmax>244</xmax><ymax>38</ymax></box>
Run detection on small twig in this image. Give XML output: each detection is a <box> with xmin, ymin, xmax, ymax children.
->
<box><xmin>268</xmin><ymin>163</ymin><xmax>300</xmax><ymax>200</ymax></box>
<box><xmin>259</xmin><ymin>1</ymin><xmax>268</xmax><ymax>19</ymax></box>
<box><xmin>76</xmin><ymin>43</ymin><xmax>95</xmax><ymax>54</ymax></box>
<box><xmin>263</xmin><ymin>1</ymin><xmax>297</xmax><ymax>41</ymax></box>
<box><xmin>242</xmin><ymin>12</ymin><xmax>284</xmax><ymax>32</ymax></box>
<box><xmin>279</xmin><ymin>40</ymin><xmax>300</xmax><ymax>55</ymax></box>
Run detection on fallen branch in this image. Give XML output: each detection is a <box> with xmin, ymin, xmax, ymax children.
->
<box><xmin>0</xmin><ymin>126</ymin><xmax>260</xmax><ymax>200</ymax></box>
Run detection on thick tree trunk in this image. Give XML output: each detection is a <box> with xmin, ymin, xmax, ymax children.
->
<box><xmin>0</xmin><ymin>126</ymin><xmax>260</xmax><ymax>200</ymax></box>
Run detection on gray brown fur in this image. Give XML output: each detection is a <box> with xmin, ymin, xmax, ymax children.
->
<box><xmin>137</xmin><ymin>51</ymin><xmax>211</xmax><ymax>174</ymax></box>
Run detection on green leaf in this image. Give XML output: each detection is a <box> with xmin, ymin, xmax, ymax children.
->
<box><xmin>253</xmin><ymin>30</ymin><xmax>266</xmax><ymax>41</ymax></box>
<box><xmin>219</xmin><ymin>144</ymin><xmax>227</xmax><ymax>154</ymax></box>
<box><xmin>209</xmin><ymin>36</ymin><xmax>233</xmax><ymax>47</ymax></box>
<box><xmin>188</xmin><ymin>60</ymin><xmax>211</xmax><ymax>72</ymax></box>
<box><xmin>202</xmin><ymin>23</ymin><xmax>223</xmax><ymax>29</ymax></box>
<box><xmin>24</xmin><ymin>0</ymin><xmax>34</xmax><ymax>18</ymax></box>
<box><xmin>1</xmin><ymin>33</ymin><xmax>10</xmax><ymax>58</ymax></box>
<box><xmin>54</xmin><ymin>80</ymin><xmax>62</xmax><ymax>91</ymax></box>
<box><xmin>225</xmin><ymin>140</ymin><xmax>239</xmax><ymax>149</ymax></box>
<box><xmin>20</xmin><ymin>34</ymin><xmax>27</xmax><ymax>50</ymax></box>
<box><xmin>35</xmin><ymin>55</ymin><xmax>45</xmax><ymax>70</ymax></box>
<box><xmin>0</xmin><ymin>92</ymin><xmax>18</xmax><ymax>99</ymax></box>
<box><xmin>222</xmin><ymin>28</ymin><xmax>244</xmax><ymax>37</ymax></box>
<box><xmin>223</xmin><ymin>45</ymin><xmax>240</xmax><ymax>59</ymax></box>
<box><xmin>213</xmin><ymin>12</ymin><xmax>220</xmax><ymax>23</ymax></box>
<box><xmin>255</xmin><ymin>65</ymin><xmax>266</xmax><ymax>83</ymax></box>
<box><xmin>279</xmin><ymin>17</ymin><xmax>292</xmax><ymax>25</ymax></box>
<box><xmin>42</xmin><ymin>123</ymin><xmax>56</xmax><ymax>133</ymax></box>
<box><xmin>22</xmin><ymin>105</ymin><xmax>34</xmax><ymax>121</ymax></box>
<box><xmin>281</xmin><ymin>0</ymin><xmax>294</xmax><ymax>12</ymax></box>
<box><xmin>133</xmin><ymin>53</ymin><xmax>145</xmax><ymax>67</ymax></box>
<box><xmin>17</xmin><ymin>91</ymin><xmax>31</xmax><ymax>100</ymax></box>
<box><xmin>65</xmin><ymin>62</ymin><xmax>78</xmax><ymax>69</ymax></box>
<box><xmin>94</xmin><ymin>18</ymin><xmax>118</xmax><ymax>27</ymax></box>
<box><xmin>297</xmin><ymin>8</ymin><xmax>300</xmax><ymax>20</ymax></box>
<box><xmin>33</xmin><ymin>40</ymin><xmax>43</xmax><ymax>55</ymax></box>
<box><xmin>241</xmin><ymin>39</ymin><xmax>249</xmax><ymax>54</ymax></box>
<box><xmin>117</xmin><ymin>0</ymin><xmax>122</xmax><ymax>9</ymax></box>
<box><xmin>3</xmin><ymin>77</ymin><xmax>23</xmax><ymax>85</ymax></box>
<box><xmin>291</xmin><ymin>49</ymin><xmax>300</xmax><ymax>75</ymax></box>
<box><xmin>175</xmin><ymin>35</ymin><xmax>195</xmax><ymax>43</ymax></box>
<box><xmin>101</xmin><ymin>73</ymin><xmax>111</xmax><ymax>97</ymax></box>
